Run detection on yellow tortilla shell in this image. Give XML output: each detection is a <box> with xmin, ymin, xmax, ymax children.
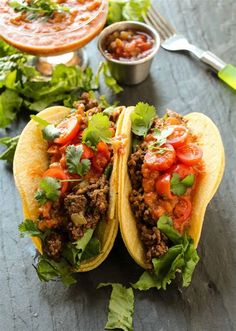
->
<box><xmin>13</xmin><ymin>106</ymin><xmax>125</xmax><ymax>272</ymax></box>
<box><xmin>118</xmin><ymin>108</ymin><xmax>225</xmax><ymax>269</ymax></box>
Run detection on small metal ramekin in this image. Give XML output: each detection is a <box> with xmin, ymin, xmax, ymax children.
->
<box><xmin>98</xmin><ymin>21</ymin><xmax>160</xmax><ymax>85</ymax></box>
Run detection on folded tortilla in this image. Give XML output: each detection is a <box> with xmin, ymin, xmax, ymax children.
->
<box><xmin>118</xmin><ymin>107</ymin><xmax>225</xmax><ymax>269</ymax></box>
<box><xmin>13</xmin><ymin>106</ymin><xmax>125</xmax><ymax>272</ymax></box>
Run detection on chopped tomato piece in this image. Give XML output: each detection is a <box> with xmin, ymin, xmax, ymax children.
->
<box><xmin>43</xmin><ymin>167</ymin><xmax>69</xmax><ymax>194</ymax></box>
<box><xmin>176</xmin><ymin>143</ymin><xmax>203</xmax><ymax>166</ymax></box>
<box><xmin>144</xmin><ymin>144</ymin><xmax>176</xmax><ymax>171</ymax></box>
<box><xmin>92</xmin><ymin>153</ymin><xmax>109</xmax><ymax>173</ymax></box>
<box><xmin>97</xmin><ymin>141</ymin><xmax>111</xmax><ymax>159</ymax></box>
<box><xmin>54</xmin><ymin>115</ymin><xmax>81</xmax><ymax>145</ymax></box>
<box><xmin>170</xmin><ymin>163</ymin><xmax>195</xmax><ymax>179</ymax></box>
<box><xmin>166</xmin><ymin>125</ymin><xmax>188</xmax><ymax>148</ymax></box>
<box><xmin>155</xmin><ymin>174</ymin><xmax>173</xmax><ymax>199</ymax></box>
<box><xmin>80</xmin><ymin>144</ymin><xmax>94</xmax><ymax>159</ymax></box>
<box><xmin>173</xmin><ymin>197</ymin><xmax>192</xmax><ymax>233</ymax></box>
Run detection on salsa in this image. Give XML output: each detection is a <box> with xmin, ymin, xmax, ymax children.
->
<box><xmin>0</xmin><ymin>0</ymin><xmax>108</xmax><ymax>55</ymax></box>
<box><xmin>104</xmin><ymin>29</ymin><xmax>154</xmax><ymax>61</ymax></box>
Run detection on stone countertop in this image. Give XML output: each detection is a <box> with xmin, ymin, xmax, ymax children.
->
<box><xmin>0</xmin><ymin>0</ymin><xmax>236</xmax><ymax>330</ymax></box>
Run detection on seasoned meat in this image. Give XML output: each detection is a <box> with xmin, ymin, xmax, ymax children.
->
<box><xmin>64</xmin><ymin>175</ymin><xmax>109</xmax><ymax>241</ymax></box>
<box><xmin>44</xmin><ymin>232</ymin><xmax>63</xmax><ymax>260</ymax></box>
<box><xmin>128</xmin><ymin>148</ymin><xmax>145</xmax><ymax>189</ymax></box>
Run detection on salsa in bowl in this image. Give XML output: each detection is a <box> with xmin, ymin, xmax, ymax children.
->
<box><xmin>0</xmin><ymin>0</ymin><xmax>108</xmax><ymax>55</ymax></box>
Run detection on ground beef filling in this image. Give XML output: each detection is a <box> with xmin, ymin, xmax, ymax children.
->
<box><xmin>64</xmin><ymin>175</ymin><xmax>109</xmax><ymax>241</ymax></box>
<box><xmin>128</xmin><ymin>147</ymin><xmax>169</xmax><ymax>268</ymax></box>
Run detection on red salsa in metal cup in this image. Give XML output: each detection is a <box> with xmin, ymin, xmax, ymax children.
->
<box><xmin>104</xmin><ymin>29</ymin><xmax>154</xmax><ymax>61</ymax></box>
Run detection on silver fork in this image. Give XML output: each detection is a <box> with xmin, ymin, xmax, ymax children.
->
<box><xmin>144</xmin><ymin>4</ymin><xmax>236</xmax><ymax>90</ymax></box>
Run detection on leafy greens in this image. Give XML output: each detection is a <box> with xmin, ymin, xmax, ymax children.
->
<box><xmin>133</xmin><ymin>215</ymin><xmax>200</xmax><ymax>290</ymax></box>
<box><xmin>98</xmin><ymin>283</ymin><xmax>134</xmax><ymax>331</ymax></box>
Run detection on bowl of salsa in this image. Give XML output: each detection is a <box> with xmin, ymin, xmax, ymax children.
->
<box><xmin>0</xmin><ymin>0</ymin><xmax>108</xmax><ymax>56</ymax></box>
<box><xmin>98</xmin><ymin>21</ymin><xmax>160</xmax><ymax>85</ymax></box>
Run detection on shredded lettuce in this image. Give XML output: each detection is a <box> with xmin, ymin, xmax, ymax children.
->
<box><xmin>98</xmin><ymin>283</ymin><xmax>134</xmax><ymax>331</ymax></box>
<box><xmin>133</xmin><ymin>215</ymin><xmax>200</xmax><ymax>290</ymax></box>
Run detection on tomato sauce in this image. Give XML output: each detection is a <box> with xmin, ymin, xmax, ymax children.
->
<box><xmin>104</xmin><ymin>29</ymin><xmax>154</xmax><ymax>61</ymax></box>
<box><xmin>0</xmin><ymin>0</ymin><xmax>108</xmax><ymax>55</ymax></box>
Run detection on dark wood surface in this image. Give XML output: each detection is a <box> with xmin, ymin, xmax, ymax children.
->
<box><xmin>0</xmin><ymin>0</ymin><xmax>236</xmax><ymax>330</ymax></box>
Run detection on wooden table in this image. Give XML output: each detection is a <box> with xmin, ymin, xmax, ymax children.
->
<box><xmin>0</xmin><ymin>0</ymin><xmax>235</xmax><ymax>330</ymax></box>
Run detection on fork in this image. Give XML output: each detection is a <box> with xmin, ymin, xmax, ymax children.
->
<box><xmin>144</xmin><ymin>4</ymin><xmax>236</xmax><ymax>90</ymax></box>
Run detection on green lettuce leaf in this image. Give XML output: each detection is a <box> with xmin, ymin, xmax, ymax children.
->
<box><xmin>81</xmin><ymin>237</ymin><xmax>100</xmax><ymax>261</ymax></box>
<box><xmin>98</xmin><ymin>283</ymin><xmax>134</xmax><ymax>331</ymax></box>
<box><xmin>132</xmin><ymin>271</ymin><xmax>160</xmax><ymax>291</ymax></box>
<box><xmin>62</xmin><ymin>229</ymin><xmax>94</xmax><ymax>267</ymax></box>
<box><xmin>0</xmin><ymin>89</ymin><xmax>23</xmax><ymax>128</ymax></box>
<box><xmin>0</xmin><ymin>135</ymin><xmax>19</xmax><ymax>164</ymax></box>
<box><xmin>36</xmin><ymin>255</ymin><xmax>77</xmax><ymax>286</ymax></box>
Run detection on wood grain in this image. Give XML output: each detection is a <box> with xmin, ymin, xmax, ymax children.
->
<box><xmin>0</xmin><ymin>0</ymin><xmax>236</xmax><ymax>330</ymax></box>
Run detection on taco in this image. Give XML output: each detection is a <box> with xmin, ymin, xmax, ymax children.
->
<box><xmin>13</xmin><ymin>93</ymin><xmax>125</xmax><ymax>285</ymax></box>
<box><xmin>118</xmin><ymin>103</ymin><xmax>225</xmax><ymax>289</ymax></box>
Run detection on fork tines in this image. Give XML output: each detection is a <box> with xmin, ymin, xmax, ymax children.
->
<box><xmin>144</xmin><ymin>4</ymin><xmax>176</xmax><ymax>41</ymax></box>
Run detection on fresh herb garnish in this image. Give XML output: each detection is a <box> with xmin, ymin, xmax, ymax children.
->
<box><xmin>82</xmin><ymin>113</ymin><xmax>113</xmax><ymax>148</ymax></box>
<box><xmin>133</xmin><ymin>215</ymin><xmax>199</xmax><ymax>290</ymax></box>
<box><xmin>30</xmin><ymin>115</ymin><xmax>50</xmax><ymax>127</ymax></box>
<box><xmin>131</xmin><ymin>102</ymin><xmax>156</xmax><ymax>137</ymax></box>
<box><xmin>0</xmin><ymin>135</ymin><xmax>19</xmax><ymax>164</ymax></box>
<box><xmin>18</xmin><ymin>219</ymin><xmax>45</xmax><ymax>239</ymax></box>
<box><xmin>171</xmin><ymin>173</ymin><xmax>195</xmax><ymax>196</ymax></box>
<box><xmin>35</xmin><ymin>177</ymin><xmax>61</xmax><ymax>204</ymax></box>
<box><xmin>66</xmin><ymin>145</ymin><xmax>91</xmax><ymax>176</ymax></box>
<box><xmin>9</xmin><ymin>0</ymin><xmax>70</xmax><ymax>20</ymax></box>
<box><xmin>98</xmin><ymin>283</ymin><xmax>134</xmax><ymax>331</ymax></box>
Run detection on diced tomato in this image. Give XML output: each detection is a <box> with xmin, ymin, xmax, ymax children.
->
<box><xmin>166</xmin><ymin>125</ymin><xmax>188</xmax><ymax>148</ymax></box>
<box><xmin>173</xmin><ymin>197</ymin><xmax>192</xmax><ymax>233</ymax></box>
<box><xmin>54</xmin><ymin>115</ymin><xmax>81</xmax><ymax>145</ymax></box>
<box><xmin>97</xmin><ymin>141</ymin><xmax>111</xmax><ymax>160</ymax></box>
<box><xmin>176</xmin><ymin>143</ymin><xmax>203</xmax><ymax>166</ymax></box>
<box><xmin>80</xmin><ymin>144</ymin><xmax>94</xmax><ymax>159</ymax></box>
<box><xmin>144</xmin><ymin>144</ymin><xmax>176</xmax><ymax>171</ymax></box>
<box><xmin>43</xmin><ymin>167</ymin><xmax>69</xmax><ymax>194</ymax></box>
<box><xmin>155</xmin><ymin>173</ymin><xmax>173</xmax><ymax>199</ymax></box>
<box><xmin>165</xmin><ymin>117</ymin><xmax>181</xmax><ymax>125</ymax></box>
<box><xmin>170</xmin><ymin>163</ymin><xmax>195</xmax><ymax>179</ymax></box>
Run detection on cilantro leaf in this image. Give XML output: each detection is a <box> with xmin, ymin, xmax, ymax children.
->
<box><xmin>131</xmin><ymin>102</ymin><xmax>156</xmax><ymax>136</ymax></box>
<box><xmin>35</xmin><ymin>177</ymin><xmax>61</xmax><ymax>204</ymax></box>
<box><xmin>82</xmin><ymin>113</ymin><xmax>112</xmax><ymax>147</ymax></box>
<box><xmin>171</xmin><ymin>173</ymin><xmax>195</xmax><ymax>196</ymax></box>
<box><xmin>98</xmin><ymin>283</ymin><xmax>134</xmax><ymax>331</ymax></box>
<box><xmin>42</xmin><ymin>124</ymin><xmax>61</xmax><ymax>141</ymax></box>
<box><xmin>66</xmin><ymin>145</ymin><xmax>91</xmax><ymax>176</ymax></box>
<box><xmin>0</xmin><ymin>135</ymin><xmax>19</xmax><ymax>164</ymax></box>
<box><xmin>18</xmin><ymin>219</ymin><xmax>45</xmax><ymax>239</ymax></box>
<box><xmin>151</xmin><ymin>127</ymin><xmax>174</xmax><ymax>147</ymax></box>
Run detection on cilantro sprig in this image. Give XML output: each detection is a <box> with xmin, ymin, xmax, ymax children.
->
<box><xmin>0</xmin><ymin>135</ymin><xmax>19</xmax><ymax>164</ymax></box>
<box><xmin>66</xmin><ymin>145</ymin><xmax>91</xmax><ymax>176</ymax></box>
<box><xmin>35</xmin><ymin>177</ymin><xmax>61</xmax><ymax>205</ymax></box>
<box><xmin>9</xmin><ymin>0</ymin><xmax>70</xmax><ymax>20</ymax></box>
<box><xmin>131</xmin><ymin>102</ymin><xmax>156</xmax><ymax>137</ymax></box>
<box><xmin>171</xmin><ymin>173</ymin><xmax>195</xmax><ymax>196</ymax></box>
<box><xmin>82</xmin><ymin>113</ymin><xmax>113</xmax><ymax>148</ymax></box>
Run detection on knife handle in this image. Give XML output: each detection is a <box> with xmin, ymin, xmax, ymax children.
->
<box><xmin>218</xmin><ymin>64</ymin><xmax>236</xmax><ymax>90</ymax></box>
